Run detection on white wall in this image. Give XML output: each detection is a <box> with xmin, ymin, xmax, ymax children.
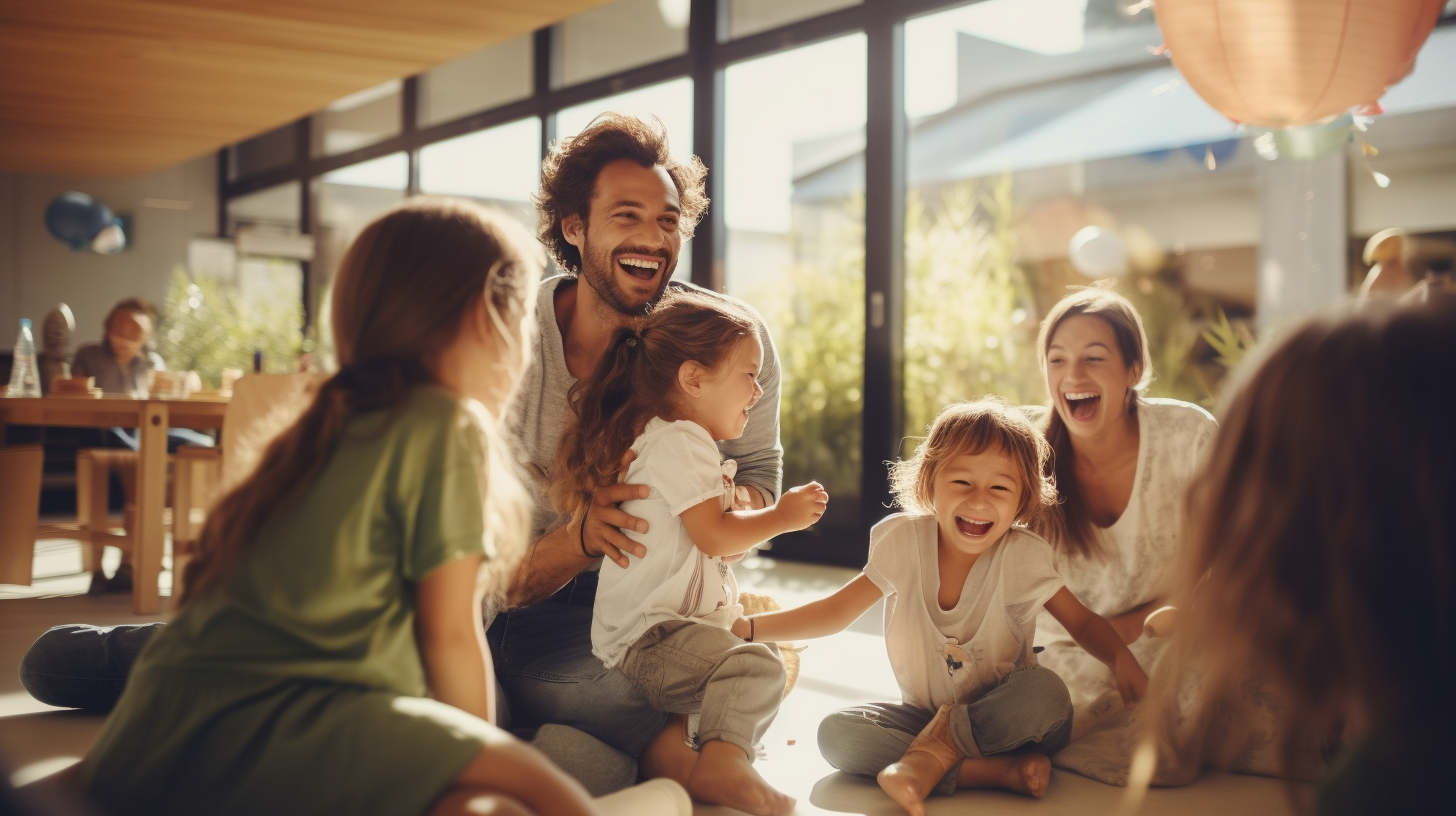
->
<box><xmin>0</xmin><ymin>154</ymin><xmax>218</xmax><ymax>350</ymax></box>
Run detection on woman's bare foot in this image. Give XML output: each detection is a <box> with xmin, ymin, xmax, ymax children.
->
<box><xmin>877</xmin><ymin>705</ymin><xmax>963</xmax><ymax>816</ymax></box>
<box><xmin>686</xmin><ymin>740</ymin><xmax>795</xmax><ymax>816</ymax></box>
<box><xmin>957</xmin><ymin>752</ymin><xmax>1052</xmax><ymax>798</ymax></box>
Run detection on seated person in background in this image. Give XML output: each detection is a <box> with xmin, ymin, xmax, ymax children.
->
<box><xmin>72</xmin><ymin>296</ymin><xmax>213</xmax><ymax>593</ymax></box>
<box><xmin>1153</xmin><ymin>295</ymin><xmax>1456</xmax><ymax>815</ymax></box>
<box><xmin>72</xmin><ymin>297</ymin><xmax>165</xmax><ymax>398</ymax></box>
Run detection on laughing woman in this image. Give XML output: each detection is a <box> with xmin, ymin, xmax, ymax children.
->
<box><xmin>1026</xmin><ymin>288</ymin><xmax>1224</xmax><ymax>785</ymax></box>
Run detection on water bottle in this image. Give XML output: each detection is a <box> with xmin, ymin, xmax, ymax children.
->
<box><xmin>6</xmin><ymin>319</ymin><xmax>41</xmax><ymax>397</ymax></box>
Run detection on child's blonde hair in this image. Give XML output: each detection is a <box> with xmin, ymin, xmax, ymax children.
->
<box><xmin>1155</xmin><ymin>296</ymin><xmax>1456</xmax><ymax>788</ymax></box>
<box><xmin>182</xmin><ymin>198</ymin><xmax>539</xmax><ymax>603</ymax></box>
<box><xmin>890</xmin><ymin>397</ymin><xmax>1056</xmax><ymax>524</ymax></box>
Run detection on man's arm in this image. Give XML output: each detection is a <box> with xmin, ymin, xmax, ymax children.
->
<box><xmin>503</xmin><ymin>481</ymin><xmax>649</xmax><ymax>608</ymax></box>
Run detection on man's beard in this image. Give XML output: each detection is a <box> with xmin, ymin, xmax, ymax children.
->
<box><xmin>578</xmin><ymin>232</ymin><xmax>675</xmax><ymax>317</ymax></box>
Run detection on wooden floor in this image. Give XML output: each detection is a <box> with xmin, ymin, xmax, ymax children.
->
<box><xmin>1</xmin><ymin>538</ymin><xmax>1296</xmax><ymax>815</ymax></box>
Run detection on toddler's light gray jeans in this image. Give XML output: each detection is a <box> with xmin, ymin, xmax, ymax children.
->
<box><xmin>619</xmin><ymin>619</ymin><xmax>786</xmax><ymax>759</ymax></box>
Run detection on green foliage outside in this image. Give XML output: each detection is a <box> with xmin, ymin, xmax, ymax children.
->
<box><xmin>748</xmin><ymin>211</ymin><xmax>866</xmax><ymax>502</ymax></box>
<box><xmin>761</xmin><ymin>174</ymin><xmax>1245</xmax><ymax>501</ymax></box>
<box><xmin>158</xmin><ymin>264</ymin><xmax>304</xmax><ymax>387</ymax></box>
<box><xmin>903</xmin><ymin>175</ymin><xmax>1044</xmax><ymax>446</ymax></box>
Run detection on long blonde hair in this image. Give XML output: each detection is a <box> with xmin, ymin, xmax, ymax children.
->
<box><xmin>1032</xmin><ymin>288</ymin><xmax>1153</xmax><ymax>558</ymax></box>
<box><xmin>1156</xmin><ymin>296</ymin><xmax>1456</xmax><ymax>788</ymax></box>
<box><xmin>182</xmin><ymin>198</ymin><xmax>538</xmax><ymax>603</ymax></box>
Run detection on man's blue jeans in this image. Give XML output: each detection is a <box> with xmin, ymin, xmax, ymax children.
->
<box><xmin>19</xmin><ymin>623</ymin><xmax>164</xmax><ymax>710</ymax></box>
<box><xmin>486</xmin><ymin>571</ymin><xmax>669</xmax><ymax>759</ymax></box>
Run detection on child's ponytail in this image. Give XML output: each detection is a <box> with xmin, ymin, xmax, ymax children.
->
<box><xmin>551</xmin><ymin>289</ymin><xmax>758</xmax><ymax>519</ymax></box>
<box><xmin>551</xmin><ymin>328</ymin><xmax>646</xmax><ymax>515</ymax></box>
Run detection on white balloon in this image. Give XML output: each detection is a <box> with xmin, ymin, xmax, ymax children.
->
<box><xmin>1068</xmin><ymin>226</ymin><xmax>1127</xmax><ymax>278</ymax></box>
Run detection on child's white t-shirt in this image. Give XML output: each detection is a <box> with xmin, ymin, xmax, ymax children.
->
<box><xmin>591</xmin><ymin>417</ymin><xmax>743</xmax><ymax>668</ymax></box>
<box><xmin>863</xmin><ymin>514</ymin><xmax>1064</xmax><ymax>711</ymax></box>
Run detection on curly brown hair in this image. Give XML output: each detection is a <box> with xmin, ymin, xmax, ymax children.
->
<box><xmin>536</xmin><ymin>113</ymin><xmax>709</xmax><ymax>273</ymax></box>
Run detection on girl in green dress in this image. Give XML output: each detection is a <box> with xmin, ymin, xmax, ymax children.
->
<box><xmin>79</xmin><ymin>198</ymin><xmax>601</xmax><ymax>816</ymax></box>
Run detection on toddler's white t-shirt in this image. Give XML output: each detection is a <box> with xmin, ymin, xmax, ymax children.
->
<box><xmin>864</xmin><ymin>514</ymin><xmax>1064</xmax><ymax>711</ymax></box>
<box><xmin>591</xmin><ymin>417</ymin><xmax>742</xmax><ymax>668</ymax></box>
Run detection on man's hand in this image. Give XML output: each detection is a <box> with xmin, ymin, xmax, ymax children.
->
<box><xmin>581</xmin><ymin>481</ymin><xmax>650</xmax><ymax>568</ymax></box>
<box><xmin>774</xmin><ymin>482</ymin><xmax>828</xmax><ymax>530</ymax></box>
<box><xmin>1113</xmin><ymin>651</ymin><xmax>1149</xmax><ymax>710</ymax></box>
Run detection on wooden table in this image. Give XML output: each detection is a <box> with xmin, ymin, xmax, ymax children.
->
<box><xmin>1</xmin><ymin>395</ymin><xmax>228</xmax><ymax>614</ymax></box>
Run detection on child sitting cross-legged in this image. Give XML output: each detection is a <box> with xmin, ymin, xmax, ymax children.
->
<box><xmin>734</xmin><ymin>398</ymin><xmax>1148</xmax><ymax>816</ymax></box>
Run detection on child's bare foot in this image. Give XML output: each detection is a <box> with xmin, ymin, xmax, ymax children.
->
<box><xmin>957</xmin><ymin>753</ymin><xmax>1052</xmax><ymax>798</ymax></box>
<box><xmin>687</xmin><ymin>739</ymin><xmax>795</xmax><ymax>816</ymax></box>
<box><xmin>877</xmin><ymin>705</ymin><xmax>963</xmax><ymax>816</ymax></box>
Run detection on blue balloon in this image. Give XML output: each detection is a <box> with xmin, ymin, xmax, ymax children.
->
<box><xmin>45</xmin><ymin>192</ymin><xmax>123</xmax><ymax>252</ymax></box>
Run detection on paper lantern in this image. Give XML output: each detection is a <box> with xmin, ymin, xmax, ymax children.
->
<box><xmin>1156</xmin><ymin>0</ymin><xmax>1444</xmax><ymax>128</ymax></box>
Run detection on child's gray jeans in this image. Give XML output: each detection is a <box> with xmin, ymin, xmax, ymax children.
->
<box><xmin>818</xmin><ymin>663</ymin><xmax>1073</xmax><ymax>796</ymax></box>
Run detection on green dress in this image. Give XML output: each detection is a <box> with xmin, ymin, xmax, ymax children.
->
<box><xmin>81</xmin><ymin>386</ymin><xmax>495</xmax><ymax>816</ymax></box>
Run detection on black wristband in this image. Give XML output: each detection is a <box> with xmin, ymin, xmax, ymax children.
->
<box><xmin>748</xmin><ymin>618</ymin><xmax>756</xmax><ymax>643</ymax></box>
<box><xmin>579</xmin><ymin>508</ymin><xmax>594</xmax><ymax>559</ymax></box>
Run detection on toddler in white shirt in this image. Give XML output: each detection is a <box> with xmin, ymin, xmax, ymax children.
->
<box><xmin>552</xmin><ymin>289</ymin><xmax>827</xmax><ymax>816</ymax></box>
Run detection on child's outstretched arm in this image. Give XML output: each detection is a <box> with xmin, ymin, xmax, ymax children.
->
<box><xmin>679</xmin><ymin>481</ymin><xmax>827</xmax><ymax>557</ymax></box>
<box><xmin>418</xmin><ymin>554</ymin><xmax>495</xmax><ymax>722</ymax></box>
<box><xmin>1043</xmin><ymin>587</ymin><xmax>1148</xmax><ymax>709</ymax></box>
<box><xmin>731</xmin><ymin>573</ymin><xmax>881</xmax><ymax>643</ymax></box>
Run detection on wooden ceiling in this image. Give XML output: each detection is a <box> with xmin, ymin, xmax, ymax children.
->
<box><xmin>0</xmin><ymin>0</ymin><xmax>613</xmax><ymax>177</ymax></box>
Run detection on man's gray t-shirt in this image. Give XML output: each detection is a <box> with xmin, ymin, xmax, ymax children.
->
<box><xmin>507</xmin><ymin>275</ymin><xmax>784</xmax><ymax>541</ymax></box>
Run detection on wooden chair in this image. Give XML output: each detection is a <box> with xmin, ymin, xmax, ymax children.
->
<box><xmin>73</xmin><ymin>374</ymin><xmax>319</xmax><ymax>598</ymax></box>
<box><xmin>0</xmin><ymin>445</ymin><xmax>46</xmax><ymax>585</ymax></box>
<box><xmin>169</xmin><ymin>373</ymin><xmax>321</xmax><ymax>594</ymax></box>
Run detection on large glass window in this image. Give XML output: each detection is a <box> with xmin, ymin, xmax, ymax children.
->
<box><xmin>724</xmin><ymin>35</ymin><xmax>867</xmax><ymax>524</ymax></box>
<box><xmin>169</xmin><ymin>182</ymin><xmax>305</xmax><ymax>382</ymax></box>
<box><xmin>555</xmin><ymin>0</ymin><xmax>688</xmax><ymax>87</ymax></box>
<box><xmin>314</xmin><ymin>81</ymin><xmax>402</xmax><ymax>157</ymax></box>
<box><xmin>728</xmin><ymin>0</ymin><xmax>860</xmax><ymax>39</ymax></box>
<box><xmin>419</xmin><ymin>118</ymin><xmax>542</xmax><ymax>235</ymax></box>
<box><xmin>419</xmin><ymin>36</ymin><xmax>533</xmax><ymax>127</ymax></box>
<box><xmin>314</xmin><ymin>153</ymin><xmax>409</xmax><ymax>359</ymax></box>
<box><xmin>225</xmin><ymin>182</ymin><xmax>300</xmax><ymax>237</ymax></box>
<box><xmin>230</xmin><ymin>122</ymin><xmax>296</xmax><ymax>180</ymax></box>
<box><xmin>559</xmin><ymin>78</ymin><xmax>695</xmax><ymax>281</ymax></box>
<box><xmin>901</xmin><ymin>0</ymin><xmax>1257</xmax><ymax>439</ymax></box>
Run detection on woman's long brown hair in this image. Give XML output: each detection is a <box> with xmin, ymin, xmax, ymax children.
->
<box><xmin>550</xmin><ymin>289</ymin><xmax>755</xmax><ymax>517</ymax></box>
<box><xmin>180</xmin><ymin>198</ymin><xmax>538</xmax><ymax>604</ymax></box>
<box><xmin>1151</xmin><ymin>296</ymin><xmax>1456</xmax><ymax>794</ymax></box>
<box><xmin>1031</xmin><ymin>287</ymin><xmax>1153</xmax><ymax>559</ymax></box>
